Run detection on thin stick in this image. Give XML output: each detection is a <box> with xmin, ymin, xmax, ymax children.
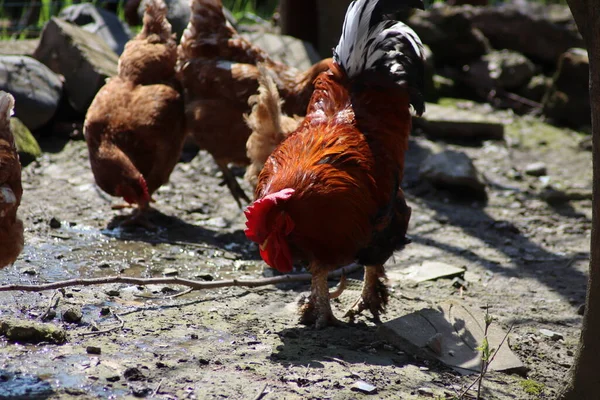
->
<box><xmin>152</xmin><ymin>378</ymin><xmax>164</xmax><ymax>397</ymax></box>
<box><xmin>78</xmin><ymin>311</ymin><xmax>125</xmax><ymax>336</ymax></box>
<box><xmin>252</xmin><ymin>383</ymin><xmax>268</xmax><ymax>400</ymax></box>
<box><xmin>40</xmin><ymin>290</ymin><xmax>62</xmax><ymax>321</ymax></box>
<box><xmin>0</xmin><ymin>264</ymin><xmax>362</xmax><ymax>293</ymax></box>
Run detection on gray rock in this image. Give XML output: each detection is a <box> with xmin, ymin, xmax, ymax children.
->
<box><xmin>468</xmin><ymin>3</ymin><xmax>583</xmax><ymax>64</ymax></box>
<box><xmin>467</xmin><ymin>50</ymin><xmax>536</xmax><ymax>91</ymax></box>
<box><xmin>34</xmin><ymin>17</ymin><xmax>119</xmax><ymax>113</ymax></box>
<box><xmin>0</xmin><ymin>319</ymin><xmax>67</xmax><ymax>344</ymax></box>
<box><xmin>539</xmin><ymin>328</ymin><xmax>563</xmax><ymax>341</ymax></box>
<box><xmin>413</xmin><ymin>103</ymin><xmax>504</xmax><ymax>143</ymax></box>
<box><xmin>0</xmin><ymin>55</ymin><xmax>62</xmax><ymax>131</ymax></box>
<box><xmin>407</xmin><ymin>7</ymin><xmax>490</xmax><ymax>67</ymax></box>
<box><xmin>524</xmin><ymin>162</ymin><xmax>547</xmax><ymax>177</ymax></box>
<box><xmin>420</xmin><ymin>150</ymin><xmax>487</xmax><ymax>199</ymax></box>
<box><xmin>240</xmin><ymin>32</ymin><xmax>321</xmax><ymax>71</ymax></box>
<box><xmin>542</xmin><ymin>48</ymin><xmax>590</xmax><ymax>129</ymax></box>
<box><xmin>62</xmin><ymin>307</ymin><xmax>83</xmax><ymax>323</ymax></box>
<box><xmin>59</xmin><ymin>4</ymin><xmax>132</xmax><ymax>55</ymax></box>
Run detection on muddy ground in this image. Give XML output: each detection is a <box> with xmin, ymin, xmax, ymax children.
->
<box><xmin>0</xmin><ymin>101</ymin><xmax>593</xmax><ymax>399</ymax></box>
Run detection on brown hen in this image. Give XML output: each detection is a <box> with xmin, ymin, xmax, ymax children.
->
<box><xmin>0</xmin><ymin>91</ymin><xmax>24</xmax><ymax>268</ymax></box>
<box><xmin>177</xmin><ymin>0</ymin><xmax>332</xmax><ymax>207</ymax></box>
<box><xmin>84</xmin><ymin>0</ymin><xmax>185</xmax><ymax>227</ymax></box>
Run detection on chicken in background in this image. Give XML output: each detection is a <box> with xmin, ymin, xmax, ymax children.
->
<box><xmin>84</xmin><ymin>0</ymin><xmax>185</xmax><ymax>228</ymax></box>
<box><xmin>0</xmin><ymin>91</ymin><xmax>24</xmax><ymax>268</ymax></box>
<box><xmin>244</xmin><ymin>66</ymin><xmax>301</xmax><ymax>189</ymax></box>
<box><xmin>244</xmin><ymin>0</ymin><xmax>425</xmax><ymax>328</ymax></box>
<box><xmin>177</xmin><ymin>0</ymin><xmax>332</xmax><ymax>207</ymax></box>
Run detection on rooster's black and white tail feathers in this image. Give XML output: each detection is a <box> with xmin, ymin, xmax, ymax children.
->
<box><xmin>333</xmin><ymin>0</ymin><xmax>426</xmax><ymax>116</ymax></box>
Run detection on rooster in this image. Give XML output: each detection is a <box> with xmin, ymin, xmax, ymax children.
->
<box><xmin>84</xmin><ymin>0</ymin><xmax>185</xmax><ymax>228</ymax></box>
<box><xmin>0</xmin><ymin>91</ymin><xmax>24</xmax><ymax>268</ymax></box>
<box><xmin>244</xmin><ymin>0</ymin><xmax>425</xmax><ymax>328</ymax></box>
<box><xmin>177</xmin><ymin>0</ymin><xmax>332</xmax><ymax>207</ymax></box>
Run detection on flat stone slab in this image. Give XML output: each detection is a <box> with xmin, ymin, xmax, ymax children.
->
<box><xmin>389</xmin><ymin>261</ymin><xmax>465</xmax><ymax>283</ymax></box>
<box><xmin>414</xmin><ymin>103</ymin><xmax>505</xmax><ymax>142</ymax></box>
<box><xmin>378</xmin><ymin>302</ymin><xmax>527</xmax><ymax>376</ymax></box>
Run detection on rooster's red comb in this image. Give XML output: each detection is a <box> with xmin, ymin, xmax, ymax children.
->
<box><xmin>244</xmin><ymin>188</ymin><xmax>295</xmax><ymax>242</ymax></box>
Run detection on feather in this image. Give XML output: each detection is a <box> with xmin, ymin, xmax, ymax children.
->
<box><xmin>333</xmin><ymin>0</ymin><xmax>426</xmax><ymax>115</ymax></box>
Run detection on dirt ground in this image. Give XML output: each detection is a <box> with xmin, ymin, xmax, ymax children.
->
<box><xmin>0</xmin><ymin>101</ymin><xmax>593</xmax><ymax>399</ymax></box>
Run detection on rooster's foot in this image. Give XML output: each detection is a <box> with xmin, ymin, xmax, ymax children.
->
<box><xmin>344</xmin><ymin>265</ymin><xmax>388</xmax><ymax>323</ymax></box>
<box><xmin>299</xmin><ymin>297</ymin><xmax>341</xmax><ymax>329</ymax></box>
<box><xmin>298</xmin><ymin>268</ymin><xmax>342</xmax><ymax>329</ymax></box>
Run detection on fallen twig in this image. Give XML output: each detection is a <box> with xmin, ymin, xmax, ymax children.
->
<box><xmin>152</xmin><ymin>378</ymin><xmax>164</xmax><ymax>397</ymax></box>
<box><xmin>40</xmin><ymin>289</ymin><xmax>63</xmax><ymax>321</ymax></box>
<box><xmin>252</xmin><ymin>383</ymin><xmax>268</xmax><ymax>400</ymax></box>
<box><xmin>79</xmin><ymin>310</ymin><xmax>125</xmax><ymax>336</ymax></box>
<box><xmin>0</xmin><ymin>264</ymin><xmax>362</xmax><ymax>294</ymax></box>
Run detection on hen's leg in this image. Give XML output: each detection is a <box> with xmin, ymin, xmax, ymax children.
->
<box><xmin>299</xmin><ymin>266</ymin><xmax>341</xmax><ymax>329</ymax></box>
<box><xmin>344</xmin><ymin>265</ymin><xmax>388</xmax><ymax>322</ymax></box>
<box><xmin>120</xmin><ymin>203</ymin><xmax>156</xmax><ymax>231</ymax></box>
<box><xmin>215</xmin><ymin>159</ymin><xmax>250</xmax><ymax>208</ymax></box>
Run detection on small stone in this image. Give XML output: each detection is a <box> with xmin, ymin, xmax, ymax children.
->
<box><xmin>163</xmin><ymin>268</ymin><xmax>179</xmax><ymax>277</ymax></box>
<box><xmin>63</xmin><ymin>307</ymin><xmax>83</xmax><ymax>323</ymax></box>
<box><xmin>539</xmin><ymin>328</ymin><xmax>563</xmax><ymax>341</ymax></box>
<box><xmin>351</xmin><ymin>380</ymin><xmax>377</xmax><ymax>394</ymax></box>
<box><xmin>49</xmin><ymin>217</ymin><xmax>62</xmax><ymax>229</ymax></box>
<box><xmin>417</xmin><ymin>387</ymin><xmax>435</xmax><ymax>397</ymax></box>
<box><xmin>86</xmin><ymin>346</ymin><xmax>101</xmax><ymax>354</ymax></box>
<box><xmin>98</xmin><ymin>261</ymin><xmax>111</xmax><ymax>269</ymax></box>
<box><xmin>106</xmin><ymin>290</ymin><xmax>120</xmax><ymax>297</ymax></box>
<box><xmin>451</xmin><ymin>277</ymin><xmax>468</xmax><ymax>290</ymax></box>
<box><xmin>20</xmin><ymin>267</ymin><xmax>37</xmax><ymax>276</ymax></box>
<box><xmin>190</xmin><ymin>333</ymin><xmax>199</xmax><ymax>340</ymax></box>
<box><xmin>524</xmin><ymin>162</ymin><xmax>547</xmax><ymax>177</ymax></box>
<box><xmin>123</xmin><ymin>367</ymin><xmax>145</xmax><ymax>382</ymax></box>
<box><xmin>106</xmin><ymin>375</ymin><xmax>120</xmax><ymax>382</ymax></box>
<box><xmin>100</xmin><ymin>307</ymin><xmax>111</xmax><ymax>316</ymax></box>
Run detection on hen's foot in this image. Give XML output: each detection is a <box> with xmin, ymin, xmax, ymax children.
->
<box><xmin>215</xmin><ymin>160</ymin><xmax>250</xmax><ymax>208</ymax></box>
<box><xmin>344</xmin><ymin>265</ymin><xmax>388</xmax><ymax>323</ymax></box>
<box><xmin>298</xmin><ymin>268</ymin><xmax>341</xmax><ymax>329</ymax></box>
<box><xmin>120</xmin><ymin>209</ymin><xmax>157</xmax><ymax>231</ymax></box>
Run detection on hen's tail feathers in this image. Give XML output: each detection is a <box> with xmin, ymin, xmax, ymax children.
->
<box><xmin>334</xmin><ymin>0</ymin><xmax>426</xmax><ymax>116</ymax></box>
<box><xmin>0</xmin><ymin>91</ymin><xmax>15</xmax><ymax>140</ymax></box>
<box><xmin>245</xmin><ymin>66</ymin><xmax>300</xmax><ymax>188</ymax></box>
<box><xmin>138</xmin><ymin>0</ymin><xmax>173</xmax><ymax>42</ymax></box>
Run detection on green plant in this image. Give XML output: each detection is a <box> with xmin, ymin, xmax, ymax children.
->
<box><xmin>520</xmin><ymin>379</ymin><xmax>545</xmax><ymax>396</ymax></box>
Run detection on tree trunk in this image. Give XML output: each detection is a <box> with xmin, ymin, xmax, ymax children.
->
<box><xmin>558</xmin><ymin>0</ymin><xmax>600</xmax><ymax>398</ymax></box>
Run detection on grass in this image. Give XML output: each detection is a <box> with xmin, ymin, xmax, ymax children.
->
<box><xmin>520</xmin><ymin>379</ymin><xmax>546</xmax><ymax>396</ymax></box>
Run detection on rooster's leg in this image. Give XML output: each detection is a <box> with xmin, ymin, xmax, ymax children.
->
<box><xmin>344</xmin><ymin>265</ymin><xmax>388</xmax><ymax>322</ymax></box>
<box><xmin>299</xmin><ymin>266</ymin><xmax>341</xmax><ymax>329</ymax></box>
<box><xmin>215</xmin><ymin>159</ymin><xmax>250</xmax><ymax>208</ymax></box>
